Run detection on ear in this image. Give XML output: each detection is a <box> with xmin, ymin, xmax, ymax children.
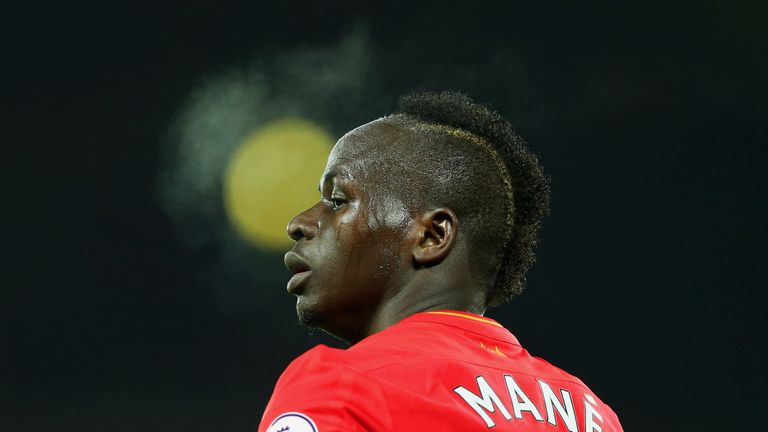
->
<box><xmin>412</xmin><ymin>207</ymin><xmax>459</xmax><ymax>267</ymax></box>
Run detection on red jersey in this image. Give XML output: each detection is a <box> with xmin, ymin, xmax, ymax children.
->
<box><xmin>259</xmin><ymin>310</ymin><xmax>623</xmax><ymax>432</ymax></box>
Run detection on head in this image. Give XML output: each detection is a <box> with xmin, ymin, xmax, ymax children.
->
<box><xmin>284</xmin><ymin>91</ymin><xmax>550</xmax><ymax>343</ymax></box>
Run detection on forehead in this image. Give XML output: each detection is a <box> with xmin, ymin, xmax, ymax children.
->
<box><xmin>323</xmin><ymin>118</ymin><xmax>414</xmax><ymax>179</ymax></box>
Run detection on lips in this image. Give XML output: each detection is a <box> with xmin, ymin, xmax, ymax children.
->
<box><xmin>284</xmin><ymin>251</ymin><xmax>312</xmax><ymax>294</ymax></box>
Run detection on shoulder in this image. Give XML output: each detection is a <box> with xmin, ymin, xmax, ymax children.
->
<box><xmin>259</xmin><ymin>322</ymin><xmax>443</xmax><ymax>432</ymax></box>
<box><xmin>269</xmin><ymin>345</ymin><xmax>360</xmax><ymax>404</ymax></box>
<box><xmin>259</xmin><ymin>345</ymin><xmax>394</xmax><ymax>432</ymax></box>
<box><xmin>279</xmin><ymin>344</ymin><xmax>345</xmax><ymax>379</ymax></box>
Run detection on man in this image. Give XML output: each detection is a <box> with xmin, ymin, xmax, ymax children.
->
<box><xmin>259</xmin><ymin>92</ymin><xmax>623</xmax><ymax>431</ymax></box>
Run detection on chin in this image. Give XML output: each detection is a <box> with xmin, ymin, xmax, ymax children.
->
<box><xmin>296</xmin><ymin>297</ymin><xmax>323</xmax><ymax>330</ymax></box>
<box><xmin>296</xmin><ymin>301</ymin><xmax>352</xmax><ymax>343</ymax></box>
<box><xmin>296</xmin><ymin>307</ymin><xmax>320</xmax><ymax>329</ymax></box>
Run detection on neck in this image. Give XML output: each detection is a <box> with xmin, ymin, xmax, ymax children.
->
<box><xmin>351</xmin><ymin>273</ymin><xmax>487</xmax><ymax>345</ymax></box>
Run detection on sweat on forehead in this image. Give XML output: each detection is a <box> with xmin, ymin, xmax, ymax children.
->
<box><xmin>333</xmin><ymin>117</ymin><xmax>482</xmax><ymax>164</ymax></box>
<box><xmin>329</xmin><ymin>116</ymin><xmax>511</xmax><ymax>191</ymax></box>
<box><xmin>331</xmin><ymin>119</ymin><xmax>415</xmax><ymax>159</ymax></box>
<box><xmin>325</xmin><ymin>119</ymin><xmax>427</xmax><ymax>183</ymax></box>
<box><xmin>325</xmin><ymin>115</ymin><xmax>513</xmax><ymax>236</ymax></box>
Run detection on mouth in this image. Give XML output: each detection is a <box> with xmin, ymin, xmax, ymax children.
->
<box><xmin>284</xmin><ymin>251</ymin><xmax>312</xmax><ymax>295</ymax></box>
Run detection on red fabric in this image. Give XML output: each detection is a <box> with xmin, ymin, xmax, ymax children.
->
<box><xmin>259</xmin><ymin>310</ymin><xmax>623</xmax><ymax>432</ymax></box>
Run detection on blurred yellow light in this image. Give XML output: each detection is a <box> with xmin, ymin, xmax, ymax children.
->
<box><xmin>224</xmin><ymin>118</ymin><xmax>332</xmax><ymax>250</ymax></box>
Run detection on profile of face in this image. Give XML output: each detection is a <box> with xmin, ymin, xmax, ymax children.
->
<box><xmin>284</xmin><ymin>119</ymin><xmax>415</xmax><ymax>342</ymax></box>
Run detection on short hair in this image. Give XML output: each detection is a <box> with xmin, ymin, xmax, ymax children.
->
<box><xmin>394</xmin><ymin>91</ymin><xmax>550</xmax><ymax>306</ymax></box>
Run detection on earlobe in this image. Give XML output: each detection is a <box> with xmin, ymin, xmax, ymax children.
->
<box><xmin>413</xmin><ymin>208</ymin><xmax>458</xmax><ymax>266</ymax></box>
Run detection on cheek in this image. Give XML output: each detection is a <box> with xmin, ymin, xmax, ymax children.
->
<box><xmin>364</xmin><ymin>194</ymin><xmax>410</xmax><ymax>274</ymax></box>
<box><xmin>317</xmin><ymin>206</ymin><xmax>407</xmax><ymax>290</ymax></box>
<box><xmin>313</xmin><ymin>218</ymin><xmax>366</xmax><ymax>288</ymax></box>
<box><xmin>365</xmin><ymin>189</ymin><xmax>409</xmax><ymax>231</ymax></box>
<box><xmin>357</xmin><ymin>225</ymin><xmax>408</xmax><ymax>284</ymax></box>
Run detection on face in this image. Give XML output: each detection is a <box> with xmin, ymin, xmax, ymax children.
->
<box><xmin>284</xmin><ymin>119</ymin><xmax>414</xmax><ymax>342</ymax></box>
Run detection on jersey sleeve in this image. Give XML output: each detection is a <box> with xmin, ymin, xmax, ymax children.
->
<box><xmin>258</xmin><ymin>345</ymin><xmax>394</xmax><ymax>432</ymax></box>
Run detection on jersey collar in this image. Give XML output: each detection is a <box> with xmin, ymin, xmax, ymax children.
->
<box><xmin>403</xmin><ymin>309</ymin><xmax>521</xmax><ymax>346</ymax></box>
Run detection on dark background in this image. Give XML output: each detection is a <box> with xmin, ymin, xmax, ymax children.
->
<box><xmin>3</xmin><ymin>2</ymin><xmax>766</xmax><ymax>431</ymax></box>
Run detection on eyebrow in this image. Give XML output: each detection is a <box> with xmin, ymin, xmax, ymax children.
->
<box><xmin>322</xmin><ymin>173</ymin><xmax>337</xmax><ymax>184</ymax></box>
<box><xmin>317</xmin><ymin>171</ymin><xmax>351</xmax><ymax>192</ymax></box>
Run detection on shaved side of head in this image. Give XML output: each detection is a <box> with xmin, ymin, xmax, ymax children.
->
<box><xmin>379</xmin><ymin>92</ymin><xmax>551</xmax><ymax>306</ymax></box>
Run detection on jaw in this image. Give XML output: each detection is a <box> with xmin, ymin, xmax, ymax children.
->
<box><xmin>319</xmin><ymin>305</ymin><xmax>379</xmax><ymax>345</ymax></box>
<box><xmin>295</xmin><ymin>291</ymin><xmax>382</xmax><ymax>345</ymax></box>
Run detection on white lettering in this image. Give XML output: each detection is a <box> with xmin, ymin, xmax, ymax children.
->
<box><xmin>454</xmin><ymin>376</ymin><xmax>513</xmax><ymax>428</ymax></box>
<box><xmin>584</xmin><ymin>394</ymin><xmax>604</xmax><ymax>432</ymax></box>
<box><xmin>539</xmin><ymin>380</ymin><xmax>578</xmax><ymax>432</ymax></box>
<box><xmin>504</xmin><ymin>375</ymin><xmax>544</xmax><ymax>421</ymax></box>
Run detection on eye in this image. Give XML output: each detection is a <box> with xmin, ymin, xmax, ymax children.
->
<box><xmin>329</xmin><ymin>197</ymin><xmax>346</xmax><ymax>209</ymax></box>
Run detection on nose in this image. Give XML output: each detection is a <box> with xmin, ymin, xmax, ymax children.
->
<box><xmin>286</xmin><ymin>206</ymin><xmax>318</xmax><ymax>241</ymax></box>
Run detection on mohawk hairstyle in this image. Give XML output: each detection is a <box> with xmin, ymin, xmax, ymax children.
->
<box><xmin>396</xmin><ymin>91</ymin><xmax>550</xmax><ymax>306</ymax></box>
